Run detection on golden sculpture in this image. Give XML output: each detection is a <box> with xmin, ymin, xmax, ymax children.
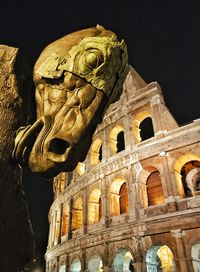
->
<box><xmin>13</xmin><ymin>25</ymin><xmax>129</xmax><ymax>178</ymax></box>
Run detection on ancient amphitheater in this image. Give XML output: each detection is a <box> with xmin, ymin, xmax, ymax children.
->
<box><xmin>45</xmin><ymin>67</ymin><xmax>200</xmax><ymax>272</ymax></box>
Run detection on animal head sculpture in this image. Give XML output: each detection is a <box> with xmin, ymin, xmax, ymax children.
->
<box><xmin>13</xmin><ymin>25</ymin><xmax>129</xmax><ymax>178</ymax></box>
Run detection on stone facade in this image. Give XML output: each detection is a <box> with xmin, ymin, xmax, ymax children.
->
<box><xmin>45</xmin><ymin>67</ymin><xmax>200</xmax><ymax>272</ymax></box>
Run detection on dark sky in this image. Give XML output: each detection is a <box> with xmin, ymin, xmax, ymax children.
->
<box><xmin>1</xmin><ymin>0</ymin><xmax>200</xmax><ymax>254</ymax></box>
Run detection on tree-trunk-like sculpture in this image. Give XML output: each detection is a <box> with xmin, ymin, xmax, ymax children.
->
<box><xmin>0</xmin><ymin>45</ymin><xmax>34</xmax><ymax>272</ymax></box>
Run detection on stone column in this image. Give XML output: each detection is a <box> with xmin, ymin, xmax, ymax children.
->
<box><xmin>83</xmin><ymin>188</ymin><xmax>88</xmax><ymax>234</ymax></box>
<box><xmin>171</xmin><ymin>229</ymin><xmax>189</xmax><ymax>272</ymax></box>
<box><xmin>68</xmin><ymin>198</ymin><xmax>73</xmax><ymax>239</ymax></box>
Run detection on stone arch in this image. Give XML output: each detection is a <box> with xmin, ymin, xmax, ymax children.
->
<box><xmin>70</xmin><ymin>256</ymin><xmax>81</xmax><ymax>272</ymax></box>
<box><xmin>88</xmin><ymin>188</ymin><xmax>102</xmax><ymax>224</ymax></box>
<box><xmin>174</xmin><ymin>153</ymin><xmax>200</xmax><ymax>198</ymax></box>
<box><xmin>110</xmin><ymin>177</ymin><xmax>128</xmax><ymax>216</ymax></box>
<box><xmin>112</xmin><ymin>247</ymin><xmax>134</xmax><ymax>272</ymax></box>
<box><xmin>133</xmin><ymin>111</ymin><xmax>154</xmax><ymax>143</ymax></box>
<box><xmin>109</xmin><ymin>124</ymin><xmax>125</xmax><ymax>154</ymax></box>
<box><xmin>146</xmin><ymin>244</ymin><xmax>176</xmax><ymax>271</ymax></box>
<box><xmin>90</xmin><ymin>138</ymin><xmax>103</xmax><ymax>166</ymax></box>
<box><xmin>138</xmin><ymin>166</ymin><xmax>164</xmax><ymax>208</ymax></box>
<box><xmin>72</xmin><ymin>196</ymin><xmax>83</xmax><ymax>230</ymax></box>
<box><xmin>87</xmin><ymin>254</ymin><xmax>104</xmax><ymax>272</ymax></box>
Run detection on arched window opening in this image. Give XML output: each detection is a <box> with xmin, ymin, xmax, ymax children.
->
<box><xmin>88</xmin><ymin>255</ymin><xmax>103</xmax><ymax>272</ymax></box>
<box><xmin>91</xmin><ymin>138</ymin><xmax>103</xmax><ymax>166</ymax></box>
<box><xmin>55</xmin><ymin>209</ymin><xmax>61</xmax><ymax>240</ymax></box>
<box><xmin>180</xmin><ymin>160</ymin><xmax>200</xmax><ymax>197</ymax></box>
<box><xmin>119</xmin><ymin>182</ymin><xmax>128</xmax><ymax>214</ymax></box>
<box><xmin>147</xmin><ymin>171</ymin><xmax>164</xmax><ymax>206</ymax></box>
<box><xmin>139</xmin><ymin>117</ymin><xmax>154</xmax><ymax>141</ymax></box>
<box><xmin>146</xmin><ymin>245</ymin><xmax>175</xmax><ymax>272</ymax></box>
<box><xmin>70</xmin><ymin>257</ymin><xmax>81</xmax><ymax>272</ymax></box>
<box><xmin>191</xmin><ymin>241</ymin><xmax>200</xmax><ymax>272</ymax></box>
<box><xmin>109</xmin><ymin>125</ymin><xmax>125</xmax><ymax>154</ymax></box>
<box><xmin>88</xmin><ymin>188</ymin><xmax>102</xmax><ymax>224</ymax></box>
<box><xmin>110</xmin><ymin>178</ymin><xmax>128</xmax><ymax>216</ymax></box>
<box><xmin>61</xmin><ymin>203</ymin><xmax>69</xmax><ymax>236</ymax></box>
<box><xmin>72</xmin><ymin>197</ymin><xmax>83</xmax><ymax>231</ymax></box>
<box><xmin>117</xmin><ymin>131</ymin><xmax>125</xmax><ymax>153</ymax></box>
<box><xmin>113</xmin><ymin>248</ymin><xmax>134</xmax><ymax>272</ymax></box>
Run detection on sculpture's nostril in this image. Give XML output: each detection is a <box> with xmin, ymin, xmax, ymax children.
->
<box><xmin>48</xmin><ymin>138</ymin><xmax>70</xmax><ymax>155</ymax></box>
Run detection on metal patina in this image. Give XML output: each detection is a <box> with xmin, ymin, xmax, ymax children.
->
<box><xmin>13</xmin><ymin>25</ymin><xmax>129</xmax><ymax>178</ymax></box>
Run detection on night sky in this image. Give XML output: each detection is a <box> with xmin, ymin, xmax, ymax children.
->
<box><xmin>0</xmin><ymin>0</ymin><xmax>200</xmax><ymax>258</ymax></box>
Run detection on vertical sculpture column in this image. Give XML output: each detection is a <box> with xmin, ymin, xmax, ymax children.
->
<box><xmin>0</xmin><ymin>45</ymin><xmax>34</xmax><ymax>271</ymax></box>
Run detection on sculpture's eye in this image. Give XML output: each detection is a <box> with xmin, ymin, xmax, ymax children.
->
<box><xmin>79</xmin><ymin>49</ymin><xmax>104</xmax><ymax>74</ymax></box>
<box><xmin>84</xmin><ymin>49</ymin><xmax>104</xmax><ymax>69</ymax></box>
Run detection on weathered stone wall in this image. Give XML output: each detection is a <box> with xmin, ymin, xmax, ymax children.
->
<box><xmin>0</xmin><ymin>45</ymin><xmax>34</xmax><ymax>272</ymax></box>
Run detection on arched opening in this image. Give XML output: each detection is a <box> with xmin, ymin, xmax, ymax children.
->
<box><xmin>147</xmin><ymin>170</ymin><xmax>164</xmax><ymax>206</ymax></box>
<box><xmin>55</xmin><ymin>209</ymin><xmax>61</xmax><ymax>240</ymax></box>
<box><xmin>110</xmin><ymin>178</ymin><xmax>128</xmax><ymax>216</ymax></box>
<box><xmin>133</xmin><ymin>111</ymin><xmax>154</xmax><ymax>143</ymax></box>
<box><xmin>139</xmin><ymin>117</ymin><xmax>154</xmax><ymax>141</ymax></box>
<box><xmin>88</xmin><ymin>188</ymin><xmax>102</xmax><ymax>224</ymax></box>
<box><xmin>119</xmin><ymin>183</ymin><xmax>128</xmax><ymax>214</ymax></box>
<box><xmin>174</xmin><ymin>153</ymin><xmax>200</xmax><ymax>198</ymax></box>
<box><xmin>90</xmin><ymin>138</ymin><xmax>103</xmax><ymax>166</ymax></box>
<box><xmin>77</xmin><ymin>162</ymin><xmax>86</xmax><ymax>176</ymax></box>
<box><xmin>70</xmin><ymin>257</ymin><xmax>81</xmax><ymax>272</ymax></box>
<box><xmin>191</xmin><ymin>241</ymin><xmax>200</xmax><ymax>271</ymax></box>
<box><xmin>146</xmin><ymin>245</ymin><xmax>175</xmax><ymax>271</ymax></box>
<box><xmin>180</xmin><ymin>160</ymin><xmax>200</xmax><ymax>197</ymax></box>
<box><xmin>109</xmin><ymin>125</ymin><xmax>125</xmax><ymax>154</ymax></box>
<box><xmin>117</xmin><ymin>131</ymin><xmax>125</xmax><ymax>153</ymax></box>
<box><xmin>113</xmin><ymin>248</ymin><xmax>134</xmax><ymax>272</ymax></box>
<box><xmin>72</xmin><ymin>197</ymin><xmax>83</xmax><ymax>231</ymax></box>
<box><xmin>88</xmin><ymin>254</ymin><xmax>103</xmax><ymax>272</ymax></box>
<box><xmin>61</xmin><ymin>203</ymin><xmax>69</xmax><ymax>236</ymax></box>
<box><xmin>59</xmin><ymin>264</ymin><xmax>66</xmax><ymax>272</ymax></box>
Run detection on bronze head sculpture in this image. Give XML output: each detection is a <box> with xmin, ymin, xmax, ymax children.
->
<box><xmin>13</xmin><ymin>25</ymin><xmax>129</xmax><ymax>178</ymax></box>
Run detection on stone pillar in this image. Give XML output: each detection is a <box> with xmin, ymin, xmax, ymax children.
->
<box><xmin>68</xmin><ymin>198</ymin><xmax>73</xmax><ymax>239</ymax></box>
<box><xmin>123</xmin><ymin>111</ymin><xmax>136</xmax><ymax>149</ymax></box>
<box><xmin>171</xmin><ymin>230</ymin><xmax>190</xmax><ymax>272</ymax></box>
<box><xmin>101</xmin><ymin>175</ymin><xmax>110</xmax><ymax>227</ymax></box>
<box><xmin>58</xmin><ymin>203</ymin><xmax>63</xmax><ymax>243</ymax></box>
<box><xmin>134</xmin><ymin>236</ymin><xmax>144</xmax><ymax>272</ymax></box>
<box><xmin>83</xmin><ymin>188</ymin><xmax>88</xmax><ymax>234</ymax></box>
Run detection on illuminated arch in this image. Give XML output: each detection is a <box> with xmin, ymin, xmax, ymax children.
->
<box><xmin>61</xmin><ymin>203</ymin><xmax>69</xmax><ymax>236</ymax></box>
<box><xmin>146</xmin><ymin>245</ymin><xmax>175</xmax><ymax>271</ymax></box>
<box><xmin>110</xmin><ymin>178</ymin><xmax>128</xmax><ymax>216</ymax></box>
<box><xmin>70</xmin><ymin>257</ymin><xmax>81</xmax><ymax>272</ymax></box>
<box><xmin>90</xmin><ymin>138</ymin><xmax>103</xmax><ymax>166</ymax></box>
<box><xmin>88</xmin><ymin>254</ymin><xmax>103</xmax><ymax>272</ymax></box>
<box><xmin>133</xmin><ymin>111</ymin><xmax>154</xmax><ymax>143</ymax></box>
<box><xmin>112</xmin><ymin>248</ymin><xmax>134</xmax><ymax>272</ymax></box>
<box><xmin>174</xmin><ymin>153</ymin><xmax>200</xmax><ymax>198</ymax></box>
<box><xmin>109</xmin><ymin>125</ymin><xmax>125</xmax><ymax>154</ymax></box>
<box><xmin>88</xmin><ymin>188</ymin><xmax>102</xmax><ymax>224</ymax></box>
<box><xmin>72</xmin><ymin>197</ymin><xmax>83</xmax><ymax>230</ymax></box>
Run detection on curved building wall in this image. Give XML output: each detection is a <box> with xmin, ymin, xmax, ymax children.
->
<box><xmin>45</xmin><ymin>67</ymin><xmax>200</xmax><ymax>272</ymax></box>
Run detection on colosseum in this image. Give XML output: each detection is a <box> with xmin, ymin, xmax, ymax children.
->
<box><xmin>45</xmin><ymin>66</ymin><xmax>200</xmax><ymax>272</ymax></box>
